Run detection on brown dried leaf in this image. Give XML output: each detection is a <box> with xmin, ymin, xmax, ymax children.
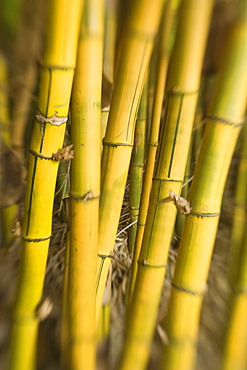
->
<box><xmin>52</xmin><ymin>144</ymin><xmax>74</xmax><ymax>162</ymax></box>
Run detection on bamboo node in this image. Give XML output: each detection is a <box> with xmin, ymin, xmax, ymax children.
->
<box><xmin>98</xmin><ymin>252</ymin><xmax>113</xmax><ymax>259</ymax></box>
<box><xmin>36</xmin><ymin>297</ymin><xmax>53</xmax><ymax>321</ymax></box>
<box><xmin>103</xmin><ymin>140</ymin><xmax>133</xmax><ymax>148</ymax></box>
<box><xmin>206</xmin><ymin>115</ymin><xmax>244</xmax><ymax>127</ymax></box>
<box><xmin>52</xmin><ymin>144</ymin><xmax>74</xmax><ymax>162</ymax></box>
<box><xmin>70</xmin><ymin>191</ymin><xmax>100</xmax><ymax>201</ymax></box>
<box><xmin>157</xmin><ymin>191</ymin><xmax>192</xmax><ymax>214</ymax></box>
<box><xmin>22</xmin><ymin>235</ymin><xmax>52</xmax><ymax>242</ymax></box>
<box><xmin>12</xmin><ymin>219</ymin><xmax>22</xmax><ymax>238</ymax></box>
<box><xmin>138</xmin><ymin>259</ymin><xmax>168</xmax><ymax>268</ymax></box>
<box><xmin>172</xmin><ymin>282</ymin><xmax>207</xmax><ymax>296</ymax></box>
<box><xmin>29</xmin><ymin>149</ymin><xmax>53</xmax><ymax>160</ymax></box>
<box><xmin>36</xmin><ymin>111</ymin><xmax>68</xmax><ymax>126</ymax></box>
<box><xmin>82</xmin><ymin>191</ymin><xmax>96</xmax><ymax>201</ymax></box>
<box><xmin>190</xmin><ymin>212</ymin><xmax>221</xmax><ymax>218</ymax></box>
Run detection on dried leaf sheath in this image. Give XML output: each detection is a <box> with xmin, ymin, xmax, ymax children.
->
<box><xmin>8</xmin><ymin>1</ymin><xmax>83</xmax><ymax>369</ymax></box>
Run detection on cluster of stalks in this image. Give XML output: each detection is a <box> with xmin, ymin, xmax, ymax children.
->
<box><xmin>0</xmin><ymin>0</ymin><xmax>247</xmax><ymax>369</ymax></box>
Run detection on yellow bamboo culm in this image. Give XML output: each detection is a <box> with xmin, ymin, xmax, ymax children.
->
<box><xmin>222</xmin><ymin>121</ymin><xmax>247</xmax><ymax>370</ymax></box>
<box><xmin>129</xmin><ymin>0</ymin><xmax>182</xmax><ymax>295</ymax></box>
<box><xmin>162</xmin><ymin>6</ymin><xmax>247</xmax><ymax>369</ymax></box>
<box><xmin>96</xmin><ymin>0</ymin><xmax>164</xmax><ymax>320</ymax></box>
<box><xmin>128</xmin><ymin>82</ymin><xmax>147</xmax><ymax>255</ymax></box>
<box><xmin>8</xmin><ymin>1</ymin><xmax>83</xmax><ymax>369</ymax></box>
<box><xmin>228</xmin><ymin>122</ymin><xmax>247</xmax><ymax>287</ymax></box>
<box><xmin>222</xmin><ymin>223</ymin><xmax>247</xmax><ymax>370</ymax></box>
<box><xmin>68</xmin><ymin>0</ymin><xmax>104</xmax><ymax>368</ymax></box>
<box><xmin>119</xmin><ymin>1</ymin><xmax>214</xmax><ymax>369</ymax></box>
<box><xmin>61</xmin><ymin>230</ymin><xmax>70</xmax><ymax>369</ymax></box>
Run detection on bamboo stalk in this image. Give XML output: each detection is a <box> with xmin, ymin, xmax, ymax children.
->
<box><xmin>101</xmin><ymin>0</ymin><xmax>116</xmax><ymax>148</ymax></box>
<box><xmin>175</xmin><ymin>95</ymin><xmax>204</xmax><ymax>237</ymax></box>
<box><xmin>129</xmin><ymin>0</ymin><xmax>182</xmax><ymax>295</ymax></box>
<box><xmin>128</xmin><ymin>82</ymin><xmax>147</xmax><ymax>255</ymax></box>
<box><xmin>228</xmin><ymin>122</ymin><xmax>247</xmax><ymax>287</ymax></box>
<box><xmin>96</xmin><ymin>0</ymin><xmax>164</xmax><ymax>320</ymax></box>
<box><xmin>161</xmin><ymin>7</ymin><xmax>247</xmax><ymax>369</ymax></box>
<box><xmin>103</xmin><ymin>0</ymin><xmax>118</xmax><ymax>84</ymax></box>
<box><xmin>61</xmin><ymin>229</ymin><xmax>70</xmax><ymax>369</ymax></box>
<box><xmin>222</xmin><ymin>224</ymin><xmax>247</xmax><ymax>370</ymax></box>
<box><xmin>8</xmin><ymin>1</ymin><xmax>83</xmax><ymax>369</ymax></box>
<box><xmin>222</xmin><ymin>119</ymin><xmax>247</xmax><ymax>370</ymax></box>
<box><xmin>68</xmin><ymin>0</ymin><xmax>104</xmax><ymax>368</ymax></box>
<box><xmin>119</xmin><ymin>1</ymin><xmax>214</xmax><ymax>369</ymax></box>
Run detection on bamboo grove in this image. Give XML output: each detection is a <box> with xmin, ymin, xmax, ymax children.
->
<box><xmin>0</xmin><ymin>0</ymin><xmax>246</xmax><ymax>369</ymax></box>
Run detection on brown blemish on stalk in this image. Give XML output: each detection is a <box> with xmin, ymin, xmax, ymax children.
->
<box><xmin>157</xmin><ymin>191</ymin><xmax>192</xmax><ymax>214</ymax></box>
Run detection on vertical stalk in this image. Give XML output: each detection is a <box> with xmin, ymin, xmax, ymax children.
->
<box><xmin>175</xmin><ymin>95</ymin><xmax>204</xmax><ymax>237</ymax></box>
<box><xmin>103</xmin><ymin>0</ymin><xmax>118</xmax><ymax>84</ymax></box>
<box><xmin>8</xmin><ymin>1</ymin><xmax>83</xmax><ymax>369</ymax></box>
<box><xmin>96</xmin><ymin>0</ymin><xmax>163</xmax><ymax>320</ymax></box>
<box><xmin>162</xmin><ymin>7</ymin><xmax>247</xmax><ymax>369</ymax></box>
<box><xmin>119</xmin><ymin>1</ymin><xmax>214</xmax><ymax>369</ymax></box>
<box><xmin>222</xmin><ymin>224</ymin><xmax>247</xmax><ymax>370</ymax></box>
<box><xmin>61</xmin><ymin>229</ymin><xmax>70</xmax><ymax>369</ymax></box>
<box><xmin>130</xmin><ymin>0</ymin><xmax>181</xmax><ymax>294</ymax></box>
<box><xmin>228</xmin><ymin>122</ymin><xmax>247</xmax><ymax>286</ymax></box>
<box><xmin>222</xmin><ymin>120</ymin><xmax>247</xmax><ymax>370</ymax></box>
<box><xmin>69</xmin><ymin>0</ymin><xmax>104</xmax><ymax>368</ymax></box>
<box><xmin>128</xmin><ymin>82</ymin><xmax>147</xmax><ymax>255</ymax></box>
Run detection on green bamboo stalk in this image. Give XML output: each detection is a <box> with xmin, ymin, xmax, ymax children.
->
<box><xmin>8</xmin><ymin>1</ymin><xmax>83</xmax><ymax>369</ymax></box>
<box><xmin>161</xmin><ymin>7</ymin><xmax>247</xmax><ymax>369</ymax></box>
<box><xmin>175</xmin><ymin>95</ymin><xmax>204</xmax><ymax>237</ymax></box>
<box><xmin>119</xmin><ymin>1</ymin><xmax>214</xmax><ymax>369</ymax></box>
<box><xmin>222</xmin><ymin>120</ymin><xmax>247</xmax><ymax>370</ymax></box>
<box><xmin>68</xmin><ymin>0</ymin><xmax>104</xmax><ymax>368</ymax></box>
<box><xmin>129</xmin><ymin>0</ymin><xmax>182</xmax><ymax>295</ymax></box>
<box><xmin>228</xmin><ymin>122</ymin><xmax>247</xmax><ymax>287</ymax></box>
<box><xmin>128</xmin><ymin>82</ymin><xmax>147</xmax><ymax>254</ymax></box>
<box><xmin>61</xmin><ymin>229</ymin><xmax>70</xmax><ymax>369</ymax></box>
<box><xmin>222</xmin><ymin>222</ymin><xmax>247</xmax><ymax>370</ymax></box>
<box><xmin>96</xmin><ymin>0</ymin><xmax>164</xmax><ymax>320</ymax></box>
<box><xmin>103</xmin><ymin>0</ymin><xmax>118</xmax><ymax>84</ymax></box>
<box><xmin>101</xmin><ymin>0</ymin><xmax>116</xmax><ymax>148</ymax></box>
